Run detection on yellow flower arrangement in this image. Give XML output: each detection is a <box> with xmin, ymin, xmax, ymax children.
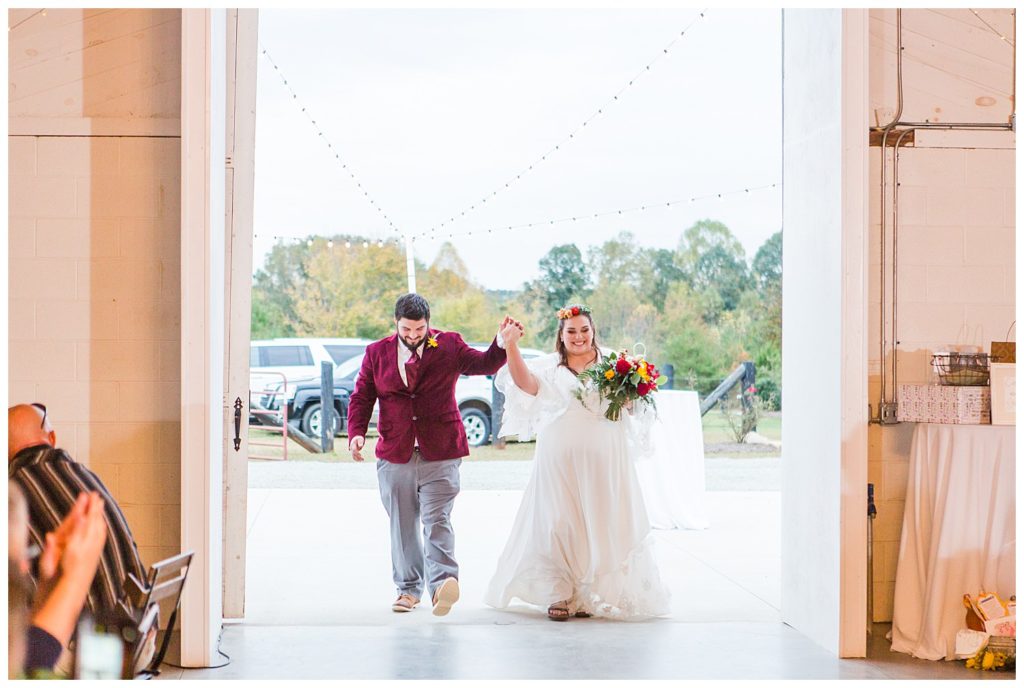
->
<box><xmin>426</xmin><ymin>336</ymin><xmax>439</xmax><ymax>348</ymax></box>
<box><xmin>965</xmin><ymin>647</ymin><xmax>1012</xmax><ymax>671</ymax></box>
<box><xmin>604</xmin><ymin>369</ymin><xmax>616</xmax><ymax>380</ymax></box>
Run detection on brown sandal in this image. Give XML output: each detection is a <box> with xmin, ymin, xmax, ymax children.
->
<box><xmin>547</xmin><ymin>601</ymin><xmax>571</xmax><ymax>621</ymax></box>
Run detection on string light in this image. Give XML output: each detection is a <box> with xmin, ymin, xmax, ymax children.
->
<box><xmin>9</xmin><ymin>8</ymin><xmax>46</xmax><ymax>31</ymax></box>
<box><xmin>260</xmin><ymin>44</ymin><xmax>402</xmax><ymax>244</ymax></box>
<box><xmin>410</xmin><ymin>182</ymin><xmax>778</xmax><ymax>242</ymax></box>
<box><xmin>968</xmin><ymin>8</ymin><xmax>1014</xmax><ymax>47</ymax></box>
<box><xmin>422</xmin><ymin>8</ymin><xmax>710</xmax><ymax>236</ymax></box>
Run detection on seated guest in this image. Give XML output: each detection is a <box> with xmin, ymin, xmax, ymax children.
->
<box><xmin>9</xmin><ymin>482</ymin><xmax>107</xmax><ymax>678</ymax></box>
<box><xmin>8</xmin><ymin>403</ymin><xmax>147</xmax><ymax>615</ymax></box>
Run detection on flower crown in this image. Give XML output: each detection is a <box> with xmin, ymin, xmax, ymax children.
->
<box><xmin>556</xmin><ymin>304</ymin><xmax>592</xmax><ymax>320</ymax></box>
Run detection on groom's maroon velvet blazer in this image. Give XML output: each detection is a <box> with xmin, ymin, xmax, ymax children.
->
<box><xmin>347</xmin><ymin>330</ymin><xmax>507</xmax><ymax>462</ymax></box>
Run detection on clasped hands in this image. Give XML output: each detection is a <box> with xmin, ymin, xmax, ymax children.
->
<box><xmin>499</xmin><ymin>315</ymin><xmax>524</xmax><ymax>346</ymax></box>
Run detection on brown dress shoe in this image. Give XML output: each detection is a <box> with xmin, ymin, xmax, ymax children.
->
<box><xmin>392</xmin><ymin>593</ymin><xmax>420</xmax><ymax>612</ymax></box>
<box><xmin>431</xmin><ymin>578</ymin><xmax>460</xmax><ymax>617</ymax></box>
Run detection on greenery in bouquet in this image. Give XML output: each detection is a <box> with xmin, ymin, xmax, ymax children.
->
<box><xmin>575</xmin><ymin>348</ymin><xmax>668</xmax><ymax>421</ymax></box>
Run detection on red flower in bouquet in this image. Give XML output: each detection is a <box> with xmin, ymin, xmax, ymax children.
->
<box><xmin>615</xmin><ymin>358</ymin><xmax>633</xmax><ymax>375</ymax></box>
<box><xmin>636</xmin><ymin>381</ymin><xmax>652</xmax><ymax>397</ymax></box>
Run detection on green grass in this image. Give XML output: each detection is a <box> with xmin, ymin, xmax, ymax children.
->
<box><xmin>700</xmin><ymin>411</ymin><xmax>782</xmax><ymax>444</ymax></box>
<box><xmin>249</xmin><ymin>411</ymin><xmax>783</xmax><ymax>463</ymax></box>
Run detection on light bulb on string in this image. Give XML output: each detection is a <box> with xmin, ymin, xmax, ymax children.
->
<box><xmin>345</xmin><ymin>241</ymin><xmax>352</xmax><ymax>249</ymax></box>
<box><xmin>363</xmin><ymin>241</ymin><xmax>369</xmax><ymax>249</ymax></box>
<box><xmin>327</xmin><ymin>240</ymin><xmax>334</xmax><ymax>249</ymax></box>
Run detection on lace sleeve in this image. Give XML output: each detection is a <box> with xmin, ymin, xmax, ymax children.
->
<box><xmin>494</xmin><ymin>353</ymin><xmax>572</xmax><ymax>441</ymax></box>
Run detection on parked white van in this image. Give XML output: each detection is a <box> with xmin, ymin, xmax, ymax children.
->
<box><xmin>249</xmin><ymin>338</ymin><xmax>371</xmax><ymax>393</ymax></box>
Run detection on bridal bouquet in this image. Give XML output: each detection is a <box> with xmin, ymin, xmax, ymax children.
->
<box><xmin>576</xmin><ymin>347</ymin><xmax>668</xmax><ymax>421</ymax></box>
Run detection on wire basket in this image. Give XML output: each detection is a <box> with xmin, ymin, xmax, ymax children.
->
<box><xmin>988</xmin><ymin>635</ymin><xmax>1016</xmax><ymax>656</ymax></box>
<box><xmin>931</xmin><ymin>353</ymin><xmax>990</xmax><ymax>386</ymax></box>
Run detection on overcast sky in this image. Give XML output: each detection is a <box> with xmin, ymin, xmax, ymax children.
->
<box><xmin>253</xmin><ymin>8</ymin><xmax>782</xmax><ymax>291</ymax></box>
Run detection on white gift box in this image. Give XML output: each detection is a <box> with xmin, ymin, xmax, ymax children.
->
<box><xmin>989</xmin><ymin>363</ymin><xmax>1015</xmax><ymax>426</ymax></box>
<box><xmin>897</xmin><ymin>384</ymin><xmax>991</xmax><ymax>424</ymax></box>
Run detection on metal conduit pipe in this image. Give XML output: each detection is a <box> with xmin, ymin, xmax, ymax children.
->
<box><xmin>876</xmin><ymin>121</ymin><xmax>1014</xmax><ymax>130</ymax></box>
<box><xmin>875</xmin><ymin>9</ymin><xmax>905</xmax><ymax>422</ymax></box>
<box><xmin>891</xmin><ymin>126</ymin><xmax>916</xmax><ymax>401</ymax></box>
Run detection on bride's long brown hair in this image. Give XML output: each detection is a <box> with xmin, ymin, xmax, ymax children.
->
<box><xmin>554</xmin><ymin>307</ymin><xmax>600</xmax><ymax>370</ymax></box>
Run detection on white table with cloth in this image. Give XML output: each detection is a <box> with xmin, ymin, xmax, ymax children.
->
<box><xmin>890</xmin><ymin>423</ymin><xmax>1016</xmax><ymax>660</ymax></box>
<box><xmin>634</xmin><ymin>389</ymin><xmax>710</xmax><ymax>530</ymax></box>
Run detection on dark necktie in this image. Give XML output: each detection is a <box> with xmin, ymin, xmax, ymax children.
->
<box><xmin>405</xmin><ymin>349</ymin><xmax>421</xmax><ymax>389</ymax></box>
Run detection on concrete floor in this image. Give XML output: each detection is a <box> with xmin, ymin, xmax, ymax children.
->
<box><xmin>156</xmin><ymin>488</ymin><xmax>1012</xmax><ymax>680</ymax></box>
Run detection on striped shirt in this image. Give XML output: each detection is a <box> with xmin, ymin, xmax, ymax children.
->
<box><xmin>9</xmin><ymin>444</ymin><xmax>147</xmax><ymax>614</ymax></box>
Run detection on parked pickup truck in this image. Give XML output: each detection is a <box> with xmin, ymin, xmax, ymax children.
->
<box><xmin>259</xmin><ymin>353</ymin><xmax>369</xmax><ymax>439</ymax></box>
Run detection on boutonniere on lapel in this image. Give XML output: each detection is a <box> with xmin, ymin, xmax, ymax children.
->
<box><xmin>426</xmin><ymin>336</ymin><xmax>439</xmax><ymax>349</ymax></box>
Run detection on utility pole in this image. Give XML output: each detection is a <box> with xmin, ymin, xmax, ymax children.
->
<box><xmin>404</xmin><ymin>234</ymin><xmax>416</xmax><ymax>293</ymax></box>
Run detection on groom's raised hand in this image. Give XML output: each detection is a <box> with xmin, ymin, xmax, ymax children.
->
<box><xmin>349</xmin><ymin>435</ymin><xmax>366</xmax><ymax>462</ymax></box>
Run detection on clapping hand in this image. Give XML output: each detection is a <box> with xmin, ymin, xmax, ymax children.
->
<box><xmin>62</xmin><ymin>493</ymin><xmax>108</xmax><ymax>582</ymax></box>
<box><xmin>29</xmin><ymin>491</ymin><xmax>107</xmax><ymax>649</ymax></box>
<box><xmin>33</xmin><ymin>491</ymin><xmax>107</xmax><ymax>617</ymax></box>
<box><xmin>37</xmin><ymin>492</ymin><xmax>90</xmax><ymax>584</ymax></box>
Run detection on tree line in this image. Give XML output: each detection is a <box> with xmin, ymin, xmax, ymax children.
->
<box><xmin>251</xmin><ymin>219</ymin><xmax>782</xmax><ymax>408</ymax></box>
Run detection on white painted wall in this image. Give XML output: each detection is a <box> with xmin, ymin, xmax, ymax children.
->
<box><xmin>781</xmin><ymin>8</ymin><xmax>869</xmax><ymax>658</ymax></box>
<box><xmin>8</xmin><ymin>8</ymin><xmax>183</xmax><ymax>567</ymax></box>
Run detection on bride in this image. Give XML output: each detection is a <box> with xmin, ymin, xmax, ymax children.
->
<box><xmin>484</xmin><ymin>304</ymin><xmax>670</xmax><ymax>621</ymax></box>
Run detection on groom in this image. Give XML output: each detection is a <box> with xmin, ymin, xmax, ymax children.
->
<box><xmin>348</xmin><ymin>293</ymin><xmax>519</xmax><ymax>616</ymax></box>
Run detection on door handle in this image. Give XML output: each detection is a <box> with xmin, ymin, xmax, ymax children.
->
<box><xmin>233</xmin><ymin>397</ymin><xmax>243</xmax><ymax>451</ymax></box>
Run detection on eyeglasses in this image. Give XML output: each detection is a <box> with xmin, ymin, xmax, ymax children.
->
<box><xmin>30</xmin><ymin>403</ymin><xmax>47</xmax><ymax>430</ymax></box>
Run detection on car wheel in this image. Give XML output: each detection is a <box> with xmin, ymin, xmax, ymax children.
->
<box><xmin>461</xmin><ymin>407</ymin><xmax>491</xmax><ymax>447</ymax></box>
<box><xmin>301</xmin><ymin>403</ymin><xmax>339</xmax><ymax>438</ymax></box>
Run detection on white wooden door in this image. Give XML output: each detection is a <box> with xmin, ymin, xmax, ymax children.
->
<box><xmin>222</xmin><ymin>8</ymin><xmax>260</xmax><ymax>620</ymax></box>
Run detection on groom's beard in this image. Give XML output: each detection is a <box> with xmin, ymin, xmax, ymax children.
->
<box><xmin>399</xmin><ymin>333</ymin><xmax>426</xmax><ymax>353</ymax></box>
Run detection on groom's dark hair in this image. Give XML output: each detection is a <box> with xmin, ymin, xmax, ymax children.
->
<box><xmin>394</xmin><ymin>293</ymin><xmax>430</xmax><ymax>322</ymax></box>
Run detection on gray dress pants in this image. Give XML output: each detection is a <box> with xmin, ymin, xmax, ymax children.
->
<box><xmin>376</xmin><ymin>449</ymin><xmax>462</xmax><ymax>600</ymax></box>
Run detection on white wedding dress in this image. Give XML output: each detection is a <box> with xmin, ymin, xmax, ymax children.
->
<box><xmin>484</xmin><ymin>352</ymin><xmax>671</xmax><ymax>619</ymax></box>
